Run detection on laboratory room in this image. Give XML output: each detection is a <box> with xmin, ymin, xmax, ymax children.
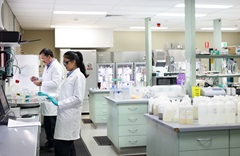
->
<box><xmin>1</xmin><ymin>0</ymin><xmax>240</xmax><ymax>156</ymax></box>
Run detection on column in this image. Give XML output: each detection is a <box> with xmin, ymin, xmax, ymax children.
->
<box><xmin>185</xmin><ymin>0</ymin><xmax>196</xmax><ymax>96</ymax></box>
<box><xmin>145</xmin><ymin>17</ymin><xmax>152</xmax><ymax>86</ymax></box>
<box><xmin>213</xmin><ymin>19</ymin><xmax>222</xmax><ymax>84</ymax></box>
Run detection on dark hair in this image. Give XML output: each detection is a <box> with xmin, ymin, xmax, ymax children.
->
<box><xmin>39</xmin><ymin>48</ymin><xmax>54</xmax><ymax>57</ymax></box>
<box><xmin>64</xmin><ymin>51</ymin><xmax>88</xmax><ymax>78</ymax></box>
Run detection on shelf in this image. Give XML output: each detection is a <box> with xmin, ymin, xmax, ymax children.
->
<box><xmin>0</xmin><ymin>42</ymin><xmax>20</xmax><ymax>47</ymax></box>
<box><xmin>196</xmin><ymin>73</ymin><xmax>240</xmax><ymax>78</ymax></box>
<box><xmin>196</xmin><ymin>54</ymin><xmax>240</xmax><ymax>59</ymax></box>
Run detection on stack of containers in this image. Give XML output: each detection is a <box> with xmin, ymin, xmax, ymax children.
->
<box><xmin>198</xmin><ymin>95</ymin><xmax>239</xmax><ymax>125</ymax></box>
<box><xmin>148</xmin><ymin>95</ymin><xmax>194</xmax><ymax>125</ymax></box>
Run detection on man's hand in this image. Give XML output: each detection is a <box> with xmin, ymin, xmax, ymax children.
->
<box><xmin>30</xmin><ymin>76</ymin><xmax>38</xmax><ymax>82</ymax></box>
<box><xmin>33</xmin><ymin>80</ymin><xmax>42</xmax><ymax>86</ymax></box>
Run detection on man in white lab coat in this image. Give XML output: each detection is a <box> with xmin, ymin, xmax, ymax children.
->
<box><xmin>30</xmin><ymin>48</ymin><xmax>64</xmax><ymax>151</ymax></box>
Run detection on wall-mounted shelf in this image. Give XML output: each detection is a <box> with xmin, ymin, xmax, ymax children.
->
<box><xmin>196</xmin><ymin>54</ymin><xmax>240</xmax><ymax>59</ymax></box>
<box><xmin>0</xmin><ymin>42</ymin><xmax>20</xmax><ymax>47</ymax></box>
<box><xmin>196</xmin><ymin>73</ymin><xmax>240</xmax><ymax>78</ymax></box>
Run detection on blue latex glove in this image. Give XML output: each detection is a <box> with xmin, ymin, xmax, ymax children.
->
<box><xmin>47</xmin><ymin>95</ymin><xmax>58</xmax><ymax>106</ymax></box>
<box><xmin>38</xmin><ymin>92</ymin><xmax>48</xmax><ymax>96</ymax></box>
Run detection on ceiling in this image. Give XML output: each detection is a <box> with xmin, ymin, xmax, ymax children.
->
<box><xmin>5</xmin><ymin>0</ymin><xmax>240</xmax><ymax>32</ymax></box>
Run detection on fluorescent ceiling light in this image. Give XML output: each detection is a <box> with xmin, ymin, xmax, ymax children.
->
<box><xmin>201</xmin><ymin>27</ymin><xmax>238</xmax><ymax>30</ymax></box>
<box><xmin>157</xmin><ymin>13</ymin><xmax>206</xmax><ymax>17</ymax></box>
<box><xmin>51</xmin><ymin>25</ymin><xmax>93</xmax><ymax>28</ymax></box>
<box><xmin>129</xmin><ymin>27</ymin><xmax>168</xmax><ymax>30</ymax></box>
<box><xmin>53</xmin><ymin>11</ymin><xmax>107</xmax><ymax>15</ymax></box>
<box><xmin>175</xmin><ymin>4</ymin><xmax>232</xmax><ymax>9</ymax></box>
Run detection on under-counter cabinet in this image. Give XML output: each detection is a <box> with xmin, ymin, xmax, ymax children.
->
<box><xmin>145</xmin><ymin>114</ymin><xmax>240</xmax><ymax>156</ymax></box>
<box><xmin>230</xmin><ymin>130</ymin><xmax>240</xmax><ymax>156</ymax></box>
<box><xmin>105</xmin><ymin>97</ymin><xmax>148</xmax><ymax>155</ymax></box>
<box><xmin>89</xmin><ymin>89</ymin><xmax>109</xmax><ymax>127</ymax></box>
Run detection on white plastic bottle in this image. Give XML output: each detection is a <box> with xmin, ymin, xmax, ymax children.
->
<box><xmin>179</xmin><ymin>104</ymin><xmax>186</xmax><ymax>124</ymax></box>
<box><xmin>208</xmin><ymin>101</ymin><xmax>218</xmax><ymax>125</ymax></box>
<box><xmin>186</xmin><ymin>105</ymin><xmax>193</xmax><ymax>124</ymax></box>
<box><xmin>217</xmin><ymin>101</ymin><xmax>226</xmax><ymax>124</ymax></box>
<box><xmin>198</xmin><ymin>102</ymin><xmax>208</xmax><ymax>125</ymax></box>
<box><xmin>226</xmin><ymin>100</ymin><xmax>236</xmax><ymax>124</ymax></box>
<box><xmin>193</xmin><ymin>97</ymin><xmax>199</xmax><ymax>120</ymax></box>
<box><xmin>172</xmin><ymin>100</ymin><xmax>180</xmax><ymax>122</ymax></box>
<box><xmin>148</xmin><ymin>98</ymin><xmax>154</xmax><ymax>115</ymax></box>
<box><xmin>163</xmin><ymin>104</ymin><xmax>173</xmax><ymax>122</ymax></box>
<box><xmin>238</xmin><ymin>101</ymin><xmax>240</xmax><ymax>123</ymax></box>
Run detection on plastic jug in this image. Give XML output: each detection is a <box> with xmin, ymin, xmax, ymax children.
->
<box><xmin>226</xmin><ymin>100</ymin><xmax>235</xmax><ymax>124</ymax></box>
<box><xmin>198</xmin><ymin>102</ymin><xmax>208</xmax><ymax>125</ymax></box>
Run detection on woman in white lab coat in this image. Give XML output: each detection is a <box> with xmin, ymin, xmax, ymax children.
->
<box><xmin>48</xmin><ymin>51</ymin><xmax>87</xmax><ymax>156</ymax></box>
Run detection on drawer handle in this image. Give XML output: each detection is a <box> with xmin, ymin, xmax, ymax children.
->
<box><xmin>197</xmin><ymin>138</ymin><xmax>212</xmax><ymax>141</ymax></box>
<box><xmin>129</xmin><ymin>140</ymin><xmax>138</xmax><ymax>144</ymax></box>
<box><xmin>128</xmin><ymin>107</ymin><xmax>138</xmax><ymax>111</ymax></box>
<box><xmin>101</xmin><ymin>103</ymin><xmax>107</xmax><ymax>105</ymax></box>
<box><xmin>102</xmin><ymin>110</ymin><xmax>107</xmax><ymax>113</ymax></box>
<box><xmin>128</xmin><ymin>129</ymin><xmax>138</xmax><ymax>133</ymax></box>
<box><xmin>102</xmin><ymin>118</ymin><xmax>107</xmax><ymax>120</ymax></box>
<box><xmin>128</xmin><ymin>118</ymin><xmax>137</xmax><ymax>122</ymax></box>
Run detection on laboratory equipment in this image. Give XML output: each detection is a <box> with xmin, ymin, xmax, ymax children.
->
<box><xmin>201</xmin><ymin>87</ymin><xmax>226</xmax><ymax>96</ymax></box>
<box><xmin>115</xmin><ymin>62</ymin><xmax>134</xmax><ymax>87</ymax></box>
<box><xmin>134</xmin><ymin>62</ymin><xmax>146</xmax><ymax>86</ymax></box>
<box><xmin>97</xmin><ymin>63</ymin><xmax>115</xmax><ymax>89</ymax></box>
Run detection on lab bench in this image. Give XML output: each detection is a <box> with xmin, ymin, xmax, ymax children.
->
<box><xmin>105</xmin><ymin>97</ymin><xmax>148</xmax><ymax>155</ymax></box>
<box><xmin>0</xmin><ymin>115</ymin><xmax>41</xmax><ymax>156</ymax></box>
<box><xmin>89</xmin><ymin>89</ymin><xmax>109</xmax><ymax>128</ymax></box>
<box><xmin>145</xmin><ymin>114</ymin><xmax>240</xmax><ymax>156</ymax></box>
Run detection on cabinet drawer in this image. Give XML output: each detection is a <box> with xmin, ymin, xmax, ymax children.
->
<box><xmin>119</xmin><ymin>125</ymin><xmax>146</xmax><ymax>136</ymax></box>
<box><xmin>94</xmin><ymin>101</ymin><xmax>107</xmax><ymax>107</ymax></box>
<box><xmin>179</xmin><ymin>149</ymin><xmax>229</xmax><ymax>156</ymax></box>
<box><xmin>119</xmin><ymin>136</ymin><xmax>146</xmax><ymax>147</ymax></box>
<box><xmin>119</xmin><ymin>104</ymin><xmax>147</xmax><ymax>114</ymax></box>
<box><xmin>179</xmin><ymin>130</ymin><xmax>229</xmax><ymax>151</ymax></box>
<box><xmin>230</xmin><ymin>148</ymin><xmax>240</xmax><ymax>156</ymax></box>
<box><xmin>93</xmin><ymin>115</ymin><xmax>107</xmax><ymax>123</ymax></box>
<box><xmin>230</xmin><ymin>130</ymin><xmax>240</xmax><ymax>148</ymax></box>
<box><xmin>95</xmin><ymin>108</ymin><xmax>108</xmax><ymax>116</ymax></box>
<box><xmin>119</xmin><ymin>114</ymin><xmax>146</xmax><ymax>125</ymax></box>
<box><xmin>94</xmin><ymin>94</ymin><xmax>108</xmax><ymax>101</ymax></box>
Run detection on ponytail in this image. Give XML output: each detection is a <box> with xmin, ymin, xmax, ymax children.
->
<box><xmin>74</xmin><ymin>52</ymin><xmax>88</xmax><ymax>78</ymax></box>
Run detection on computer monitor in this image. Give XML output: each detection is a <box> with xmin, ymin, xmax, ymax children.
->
<box><xmin>0</xmin><ymin>85</ymin><xmax>10</xmax><ymax>115</ymax></box>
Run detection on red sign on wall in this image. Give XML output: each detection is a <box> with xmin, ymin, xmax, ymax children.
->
<box><xmin>205</xmin><ymin>42</ymin><xmax>209</xmax><ymax>48</ymax></box>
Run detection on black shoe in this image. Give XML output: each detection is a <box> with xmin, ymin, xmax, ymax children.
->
<box><xmin>40</xmin><ymin>141</ymin><xmax>53</xmax><ymax>151</ymax></box>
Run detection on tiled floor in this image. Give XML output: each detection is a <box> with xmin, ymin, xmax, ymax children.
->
<box><xmin>81</xmin><ymin>115</ymin><xmax>118</xmax><ymax>156</ymax></box>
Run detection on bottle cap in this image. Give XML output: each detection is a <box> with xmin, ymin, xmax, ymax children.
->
<box><xmin>15</xmin><ymin>80</ymin><xmax>20</xmax><ymax>83</ymax></box>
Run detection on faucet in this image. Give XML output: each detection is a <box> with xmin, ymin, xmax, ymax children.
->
<box><xmin>13</xmin><ymin>65</ymin><xmax>21</xmax><ymax>74</ymax></box>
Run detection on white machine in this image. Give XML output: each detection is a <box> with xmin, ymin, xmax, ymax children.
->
<box><xmin>201</xmin><ymin>87</ymin><xmax>226</xmax><ymax>97</ymax></box>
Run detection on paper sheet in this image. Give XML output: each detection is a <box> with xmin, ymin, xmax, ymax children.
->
<box><xmin>7</xmin><ymin>119</ymin><xmax>41</xmax><ymax>128</ymax></box>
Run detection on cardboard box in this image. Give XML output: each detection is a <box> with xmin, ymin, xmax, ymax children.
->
<box><xmin>227</xmin><ymin>46</ymin><xmax>236</xmax><ymax>55</ymax></box>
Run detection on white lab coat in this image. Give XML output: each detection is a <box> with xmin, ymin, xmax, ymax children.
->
<box><xmin>41</xmin><ymin>60</ymin><xmax>64</xmax><ymax>116</ymax></box>
<box><xmin>54</xmin><ymin>69</ymin><xmax>86</xmax><ymax>140</ymax></box>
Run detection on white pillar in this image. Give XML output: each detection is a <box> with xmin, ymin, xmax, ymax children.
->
<box><xmin>145</xmin><ymin>17</ymin><xmax>152</xmax><ymax>86</ymax></box>
<box><xmin>185</xmin><ymin>0</ymin><xmax>196</xmax><ymax>96</ymax></box>
<box><xmin>213</xmin><ymin>19</ymin><xmax>222</xmax><ymax>72</ymax></box>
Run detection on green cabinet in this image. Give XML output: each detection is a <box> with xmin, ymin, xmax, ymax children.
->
<box><xmin>145</xmin><ymin>114</ymin><xmax>240</xmax><ymax>156</ymax></box>
<box><xmin>230</xmin><ymin>130</ymin><xmax>240</xmax><ymax>156</ymax></box>
<box><xmin>106</xmin><ymin>98</ymin><xmax>148</xmax><ymax>154</ymax></box>
<box><xmin>89</xmin><ymin>90</ymin><xmax>109</xmax><ymax>126</ymax></box>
